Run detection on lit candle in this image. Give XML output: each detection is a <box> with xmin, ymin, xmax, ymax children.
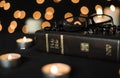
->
<box><xmin>41</xmin><ymin>63</ymin><xmax>71</xmax><ymax>78</ymax></box>
<box><xmin>16</xmin><ymin>36</ymin><xmax>33</xmax><ymax>50</ymax></box>
<box><xmin>93</xmin><ymin>15</ymin><xmax>107</xmax><ymax>23</ymax></box>
<box><xmin>104</xmin><ymin>5</ymin><xmax>120</xmax><ymax>26</ymax></box>
<box><xmin>94</xmin><ymin>7</ymin><xmax>108</xmax><ymax>23</ymax></box>
<box><xmin>0</xmin><ymin>53</ymin><xmax>21</xmax><ymax>68</ymax></box>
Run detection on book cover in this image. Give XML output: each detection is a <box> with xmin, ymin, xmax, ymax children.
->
<box><xmin>34</xmin><ymin>30</ymin><xmax>120</xmax><ymax>62</ymax></box>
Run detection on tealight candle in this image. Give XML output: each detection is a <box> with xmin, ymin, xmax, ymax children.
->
<box><xmin>94</xmin><ymin>7</ymin><xmax>107</xmax><ymax>23</ymax></box>
<box><xmin>41</xmin><ymin>63</ymin><xmax>71</xmax><ymax>78</ymax></box>
<box><xmin>16</xmin><ymin>36</ymin><xmax>33</xmax><ymax>50</ymax></box>
<box><xmin>0</xmin><ymin>53</ymin><xmax>21</xmax><ymax>68</ymax></box>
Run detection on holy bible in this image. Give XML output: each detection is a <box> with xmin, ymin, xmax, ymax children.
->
<box><xmin>34</xmin><ymin>30</ymin><xmax>120</xmax><ymax>62</ymax></box>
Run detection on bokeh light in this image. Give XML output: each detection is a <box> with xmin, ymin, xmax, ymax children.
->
<box><xmin>36</xmin><ymin>0</ymin><xmax>45</xmax><ymax>4</ymax></box>
<box><xmin>53</xmin><ymin>0</ymin><xmax>62</xmax><ymax>3</ymax></box>
<box><xmin>44</xmin><ymin>12</ymin><xmax>54</xmax><ymax>20</ymax></box>
<box><xmin>33</xmin><ymin>11</ymin><xmax>42</xmax><ymax>20</ymax></box>
<box><xmin>64</xmin><ymin>12</ymin><xmax>73</xmax><ymax>22</ymax></box>
<box><xmin>14</xmin><ymin>10</ymin><xmax>26</xmax><ymax>19</ymax></box>
<box><xmin>74</xmin><ymin>21</ymin><xmax>81</xmax><ymax>25</ymax></box>
<box><xmin>46</xmin><ymin>7</ymin><xmax>55</xmax><ymax>14</ymax></box>
<box><xmin>10</xmin><ymin>20</ymin><xmax>17</xmax><ymax>29</ymax></box>
<box><xmin>8</xmin><ymin>26</ymin><xmax>15</xmax><ymax>33</ymax></box>
<box><xmin>19</xmin><ymin>10</ymin><xmax>26</xmax><ymax>19</ymax></box>
<box><xmin>0</xmin><ymin>23</ymin><xmax>2</xmax><ymax>32</ymax></box>
<box><xmin>64</xmin><ymin>12</ymin><xmax>73</xmax><ymax>19</ymax></box>
<box><xmin>0</xmin><ymin>0</ymin><xmax>6</xmax><ymax>8</ymax></box>
<box><xmin>14</xmin><ymin>10</ymin><xmax>21</xmax><ymax>19</ymax></box>
<box><xmin>41</xmin><ymin>21</ymin><xmax>51</xmax><ymax>29</ymax></box>
<box><xmin>71</xmin><ymin>0</ymin><xmax>80</xmax><ymax>3</ymax></box>
<box><xmin>80</xmin><ymin>6</ymin><xmax>89</xmax><ymax>15</ymax></box>
<box><xmin>22</xmin><ymin>25</ymin><xmax>28</xmax><ymax>34</ymax></box>
<box><xmin>3</xmin><ymin>2</ymin><xmax>10</xmax><ymax>10</ymax></box>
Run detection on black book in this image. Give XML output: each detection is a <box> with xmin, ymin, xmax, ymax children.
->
<box><xmin>34</xmin><ymin>30</ymin><xmax>120</xmax><ymax>62</ymax></box>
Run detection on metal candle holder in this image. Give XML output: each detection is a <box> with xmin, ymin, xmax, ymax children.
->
<box><xmin>0</xmin><ymin>53</ymin><xmax>21</xmax><ymax>68</ymax></box>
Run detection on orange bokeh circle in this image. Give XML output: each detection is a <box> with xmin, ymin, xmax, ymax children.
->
<box><xmin>19</xmin><ymin>10</ymin><xmax>26</xmax><ymax>19</ymax></box>
<box><xmin>10</xmin><ymin>20</ymin><xmax>17</xmax><ymax>29</ymax></box>
<box><xmin>53</xmin><ymin>0</ymin><xmax>62</xmax><ymax>3</ymax></box>
<box><xmin>64</xmin><ymin>12</ymin><xmax>73</xmax><ymax>19</ymax></box>
<box><xmin>14</xmin><ymin>10</ymin><xmax>21</xmax><ymax>19</ymax></box>
<box><xmin>44</xmin><ymin>13</ymin><xmax>54</xmax><ymax>20</ymax></box>
<box><xmin>41</xmin><ymin>21</ymin><xmax>51</xmax><ymax>29</ymax></box>
<box><xmin>36</xmin><ymin>0</ymin><xmax>45</xmax><ymax>4</ymax></box>
<box><xmin>71</xmin><ymin>0</ymin><xmax>80</xmax><ymax>3</ymax></box>
<box><xmin>0</xmin><ymin>0</ymin><xmax>6</xmax><ymax>8</ymax></box>
<box><xmin>8</xmin><ymin>26</ymin><xmax>15</xmax><ymax>33</ymax></box>
<box><xmin>33</xmin><ymin>11</ymin><xmax>41</xmax><ymax>19</ymax></box>
<box><xmin>46</xmin><ymin>7</ymin><xmax>55</xmax><ymax>14</ymax></box>
<box><xmin>3</xmin><ymin>2</ymin><xmax>10</xmax><ymax>10</ymax></box>
<box><xmin>80</xmin><ymin>6</ymin><xmax>89</xmax><ymax>15</ymax></box>
<box><xmin>0</xmin><ymin>23</ymin><xmax>2</xmax><ymax>31</ymax></box>
<box><xmin>22</xmin><ymin>25</ymin><xmax>28</xmax><ymax>34</ymax></box>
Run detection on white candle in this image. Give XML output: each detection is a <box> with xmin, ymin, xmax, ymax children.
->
<box><xmin>16</xmin><ymin>36</ymin><xmax>33</xmax><ymax>43</ymax></box>
<box><xmin>0</xmin><ymin>53</ymin><xmax>21</xmax><ymax>68</ymax></box>
<box><xmin>16</xmin><ymin>36</ymin><xmax>33</xmax><ymax>49</ymax></box>
<box><xmin>41</xmin><ymin>63</ymin><xmax>71</xmax><ymax>78</ymax></box>
<box><xmin>104</xmin><ymin>5</ymin><xmax>120</xmax><ymax>26</ymax></box>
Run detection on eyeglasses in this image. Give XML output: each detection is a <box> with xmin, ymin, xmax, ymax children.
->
<box><xmin>89</xmin><ymin>14</ymin><xmax>116</xmax><ymax>35</ymax></box>
<box><xmin>44</xmin><ymin>14</ymin><xmax>116</xmax><ymax>35</ymax></box>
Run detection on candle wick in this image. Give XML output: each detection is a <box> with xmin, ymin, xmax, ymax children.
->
<box><xmin>23</xmin><ymin>36</ymin><xmax>27</xmax><ymax>42</ymax></box>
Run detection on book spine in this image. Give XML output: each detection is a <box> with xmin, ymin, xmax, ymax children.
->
<box><xmin>35</xmin><ymin>31</ymin><xmax>120</xmax><ymax>62</ymax></box>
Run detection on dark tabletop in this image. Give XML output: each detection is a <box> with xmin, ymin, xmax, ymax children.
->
<box><xmin>0</xmin><ymin>32</ymin><xmax>119</xmax><ymax>78</ymax></box>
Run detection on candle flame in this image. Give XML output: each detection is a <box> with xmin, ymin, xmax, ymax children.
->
<box><xmin>110</xmin><ymin>5</ymin><xmax>115</xmax><ymax>11</ymax></box>
<box><xmin>8</xmin><ymin>54</ymin><xmax>12</xmax><ymax>60</ymax></box>
<box><xmin>23</xmin><ymin>36</ymin><xmax>27</xmax><ymax>42</ymax></box>
<box><xmin>95</xmin><ymin>5</ymin><xmax>102</xmax><ymax>11</ymax></box>
<box><xmin>50</xmin><ymin>65</ymin><xmax>58</xmax><ymax>74</ymax></box>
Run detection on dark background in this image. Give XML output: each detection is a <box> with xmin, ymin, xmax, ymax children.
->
<box><xmin>0</xmin><ymin>0</ymin><xmax>120</xmax><ymax>33</ymax></box>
